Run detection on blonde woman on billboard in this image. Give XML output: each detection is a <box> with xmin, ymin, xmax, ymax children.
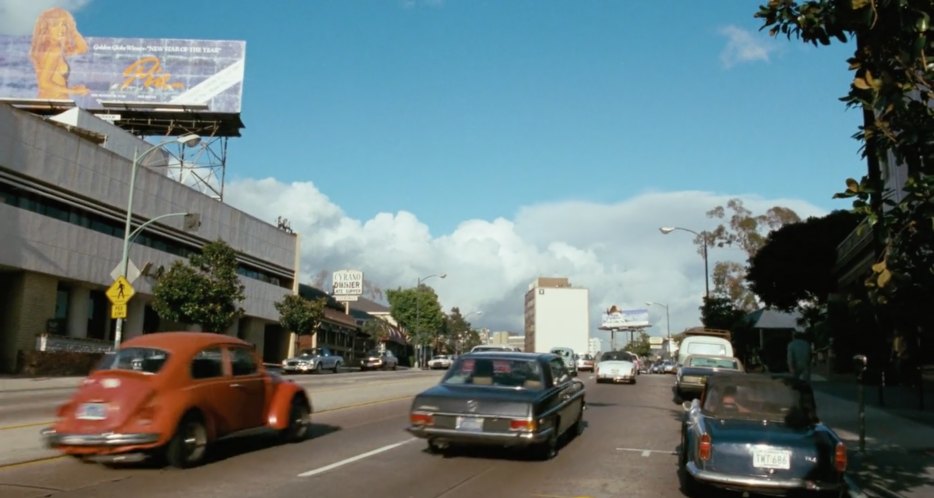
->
<box><xmin>30</xmin><ymin>7</ymin><xmax>89</xmax><ymax>99</ymax></box>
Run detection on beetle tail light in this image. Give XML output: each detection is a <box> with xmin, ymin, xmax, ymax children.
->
<box><xmin>410</xmin><ymin>411</ymin><xmax>434</xmax><ymax>427</ymax></box>
<box><xmin>509</xmin><ymin>418</ymin><xmax>537</xmax><ymax>432</ymax></box>
<box><xmin>834</xmin><ymin>442</ymin><xmax>847</xmax><ymax>472</ymax></box>
<box><xmin>698</xmin><ymin>433</ymin><xmax>712</xmax><ymax>461</ymax></box>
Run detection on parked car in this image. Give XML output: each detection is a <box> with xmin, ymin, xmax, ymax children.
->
<box><xmin>549</xmin><ymin>347</ymin><xmax>578</xmax><ymax>376</ymax></box>
<box><xmin>407</xmin><ymin>351</ymin><xmax>586</xmax><ymax>460</ymax></box>
<box><xmin>576</xmin><ymin>353</ymin><xmax>595</xmax><ymax>372</ymax></box>
<box><xmin>359</xmin><ymin>349</ymin><xmax>398</xmax><ymax>371</ymax></box>
<box><xmin>428</xmin><ymin>354</ymin><xmax>454</xmax><ymax>370</ymax></box>
<box><xmin>594</xmin><ymin>350</ymin><xmax>637</xmax><ymax>384</ymax></box>
<box><xmin>41</xmin><ymin>332</ymin><xmax>312</xmax><ymax>468</ymax></box>
<box><xmin>680</xmin><ymin>373</ymin><xmax>847</xmax><ymax>497</ymax></box>
<box><xmin>676</xmin><ymin>355</ymin><xmax>744</xmax><ymax>400</ymax></box>
<box><xmin>282</xmin><ymin>347</ymin><xmax>344</xmax><ymax>374</ymax></box>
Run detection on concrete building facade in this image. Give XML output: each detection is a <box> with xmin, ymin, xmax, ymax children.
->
<box><xmin>0</xmin><ymin>104</ymin><xmax>299</xmax><ymax>372</ymax></box>
<box><xmin>523</xmin><ymin>277</ymin><xmax>589</xmax><ymax>355</ymax></box>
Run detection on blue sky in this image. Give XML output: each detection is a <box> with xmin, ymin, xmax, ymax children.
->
<box><xmin>1</xmin><ymin>1</ymin><xmax>865</xmax><ymax>348</ymax></box>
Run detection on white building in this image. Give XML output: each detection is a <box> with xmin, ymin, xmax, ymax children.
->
<box><xmin>523</xmin><ymin>277</ymin><xmax>589</xmax><ymax>355</ymax></box>
<box><xmin>0</xmin><ymin>104</ymin><xmax>299</xmax><ymax>372</ymax></box>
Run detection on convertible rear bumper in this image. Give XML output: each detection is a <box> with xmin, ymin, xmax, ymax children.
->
<box><xmin>41</xmin><ymin>428</ymin><xmax>161</xmax><ymax>447</ymax></box>
<box><xmin>686</xmin><ymin>462</ymin><xmax>845</xmax><ymax>493</ymax></box>
<box><xmin>407</xmin><ymin>426</ymin><xmax>554</xmax><ymax>446</ymax></box>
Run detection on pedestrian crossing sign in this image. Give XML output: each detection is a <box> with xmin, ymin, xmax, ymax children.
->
<box><xmin>106</xmin><ymin>276</ymin><xmax>135</xmax><ymax>305</ymax></box>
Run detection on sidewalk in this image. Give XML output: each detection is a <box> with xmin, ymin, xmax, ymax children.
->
<box><xmin>811</xmin><ymin>370</ymin><xmax>934</xmax><ymax>498</ymax></box>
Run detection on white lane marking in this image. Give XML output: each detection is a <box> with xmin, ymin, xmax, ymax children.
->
<box><xmin>616</xmin><ymin>447</ymin><xmax>677</xmax><ymax>456</ymax></box>
<box><xmin>297</xmin><ymin>438</ymin><xmax>417</xmax><ymax>477</ymax></box>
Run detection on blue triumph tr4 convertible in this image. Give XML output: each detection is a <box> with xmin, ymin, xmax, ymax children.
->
<box><xmin>680</xmin><ymin>373</ymin><xmax>848</xmax><ymax>497</ymax></box>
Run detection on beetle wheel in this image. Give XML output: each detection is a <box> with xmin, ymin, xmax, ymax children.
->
<box><xmin>280</xmin><ymin>398</ymin><xmax>311</xmax><ymax>443</ymax></box>
<box><xmin>315</xmin><ymin>363</ymin><xmax>323</xmax><ymax>374</ymax></box>
<box><xmin>165</xmin><ymin>414</ymin><xmax>208</xmax><ymax>468</ymax></box>
<box><xmin>333</xmin><ymin>362</ymin><xmax>340</xmax><ymax>373</ymax></box>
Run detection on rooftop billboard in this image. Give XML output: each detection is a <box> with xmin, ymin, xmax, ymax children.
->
<box><xmin>0</xmin><ymin>8</ymin><xmax>244</xmax><ymax>114</ymax></box>
<box><xmin>599</xmin><ymin>306</ymin><xmax>649</xmax><ymax>329</ymax></box>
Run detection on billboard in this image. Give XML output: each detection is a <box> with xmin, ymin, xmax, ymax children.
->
<box><xmin>600</xmin><ymin>305</ymin><xmax>649</xmax><ymax>329</ymax></box>
<box><xmin>0</xmin><ymin>8</ymin><xmax>244</xmax><ymax>113</ymax></box>
<box><xmin>332</xmin><ymin>270</ymin><xmax>364</xmax><ymax>298</ymax></box>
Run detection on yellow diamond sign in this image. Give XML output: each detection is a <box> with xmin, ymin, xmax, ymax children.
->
<box><xmin>106</xmin><ymin>276</ymin><xmax>135</xmax><ymax>305</ymax></box>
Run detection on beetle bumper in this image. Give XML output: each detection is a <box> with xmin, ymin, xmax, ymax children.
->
<box><xmin>41</xmin><ymin>428</ymin><xmax>161</xmax><ymax>448</ymax></box>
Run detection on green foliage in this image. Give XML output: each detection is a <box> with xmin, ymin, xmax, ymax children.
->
<box><xmin>624</xmin><ymin>331</ymin><xmax>652</xmax><ymax>357</ymax></box>
<box><xmin>152</xmin><ymin>240</ymin><xmax>245</xmax><ymax>332</ymax></box>
<box><xmin>704</xmin><ymin>199</ymin><xmax>801</xmax><ymax>311</ymax></box>
<box><xmin>757</xmin><ymin>0</ymin><xmax>934</xmax><ymax>346</ymax></box>
<box><xmin>386</xmin><ymin>284</ymin><xmax>445</xmax><ymax>347</ymax></box>
<box><xmin>361</xmin><ymin>317</ymin><xmax>394</xmax><ymax>346</ymax></box>
<box><xmin>701</xmin><ymin>296</ymin><xmax>747</xmax><ymax>331</ymax></box>
<box><xmin>275</xmin><ymin>294</ymin><xmax>327</xmax><ymax>336</ymax></box>
<box><xmin>747</xmin><ymin>211</ymin><xmax>861</xmax><ymax>310</ymax></box>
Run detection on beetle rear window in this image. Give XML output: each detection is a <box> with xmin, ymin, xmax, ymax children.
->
<box><xmin>100</xmin><ymin>347</ymin><xmax>169</xmax><ymax>374</ymax></box>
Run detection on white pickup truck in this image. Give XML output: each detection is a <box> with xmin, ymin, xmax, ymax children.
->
<box><xmin>282</xmin><ymin>347</ymin><xmax>344</xmax><ymax>374</ymax></box>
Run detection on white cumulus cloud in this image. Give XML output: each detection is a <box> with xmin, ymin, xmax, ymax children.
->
<box><xmin>224</xmin><ymin>178</ymin><xmax>827</xmax><ymax>349</ymax></box>
<box><xmin>718</xmin><ymin>25</ymin><xmax>777</xmax><ymax>69</ymax></box>
<box><xmin>0</xmin><ymin>0</ymin><xmax>90</xmax><ymax>36</ymax></box>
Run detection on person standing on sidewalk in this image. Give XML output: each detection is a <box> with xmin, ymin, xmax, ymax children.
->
<box><xmin>787</xmin><ymin>331</ymin><xmax>811</xmax><ymax>382</ymax></box>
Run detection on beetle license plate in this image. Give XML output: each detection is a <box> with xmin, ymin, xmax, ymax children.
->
<box><xmin>456</xmin><ymin>416</ymin><xmax>483</xmax><ymax>431</ymax></box>
<box><xmin>76</xmin><ymin>402</ymin><xmax>108</xmax><ymax>420</ymax></box>
<box><xmin>753</xmin><ymin>449</ymin><xmax>791</xmax><ymax>469</ymax></box>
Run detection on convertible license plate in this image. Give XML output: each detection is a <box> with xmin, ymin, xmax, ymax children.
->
<box><xmin>76</xmin><ymin>402</ymin><xmax>108</xmax><ymax>420</ymax></box>
<box><xmin>455</xmin><ymin>416</ymin><xmax>483</xmax><ymax>431</ymax></box>
<box><xmin>753</xmin><ymin>449</ymin><xmax>791</xmax><ymax>469</ymax></box>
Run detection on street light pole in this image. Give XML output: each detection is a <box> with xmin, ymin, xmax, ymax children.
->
<box><xmin>415</xmin><ymin>272</ymin><xmax>446</xmax><ymax>368</ymax></box>
<box><xmin>659</xmin><ymin>226</ymin><xmax>710</xmax><ymax>300</ymax></box>
<box><xmin>113</xmin><ymin>134</ymin><xmax>201</xmax><ymax>349</ymax></box>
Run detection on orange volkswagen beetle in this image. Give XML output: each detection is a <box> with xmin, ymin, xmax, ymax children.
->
<box><xmin>41</xmin><ymin>332</ymin><xmax>312</xmax><ymax>468</ymax></box>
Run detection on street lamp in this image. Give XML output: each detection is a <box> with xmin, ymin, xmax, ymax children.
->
<box><xmin>113</xmin><ymin>134</ymin><xmax>201</xmax><ymax>349</ymax></box>
<box><xmin>659</xmin><ymin>226</ymin><xmax>710</xmax><ymax>299</ymax></box>
<box><xmin>415</xmin><ymin>272</ymin><xmax>446</xmax><ymax>368</ymax></box>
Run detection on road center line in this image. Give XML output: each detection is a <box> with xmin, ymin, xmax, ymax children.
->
<box><xmin>297</xmin><ymin>438</ymin><xmax>417</xmax><ymax>477</ymax></box>
<box><xmin>616</xmin><ymin>447</ymin><xmax>677</xmax><ymax>456</ymax></box>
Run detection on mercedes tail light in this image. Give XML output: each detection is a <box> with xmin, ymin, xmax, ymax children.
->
<box><xmin>509</xmin><ymin>418</ymin><xmax>537</xmax><ymax>432</ymax></box>
<box><xmin>410</xmin><ymin>411</ymin><xmax>434</xmax><ymax>426</ymax></box>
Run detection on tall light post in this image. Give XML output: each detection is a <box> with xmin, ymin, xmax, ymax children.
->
<box><xmin>659</xmin><ymin>226</ymin><xmax>710</xmax><ymax>300</ymax></box>
<box><xmin>113</xmin><ymin>134</ymin><xmax>201</xmax><ymax>349</ymax></box>
<box><xmin>415</xmin><ymin>272</ymin><xmax>446</xmax><ymax>368</ymax></box>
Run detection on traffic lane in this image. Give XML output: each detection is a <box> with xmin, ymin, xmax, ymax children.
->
<box><xmin>0</xmin><ymin>397</ymin><xmax>420</xmax><ymax>498</ymax></box>
<box><xmin>0</xmin><ymin>369</ymin><xmax>443</xmax><ymax>426</ymax></box>
<box><xmin>0</xmin><ymin>373</ymin><xmax>688</xmax><ymax>498</ymax></box>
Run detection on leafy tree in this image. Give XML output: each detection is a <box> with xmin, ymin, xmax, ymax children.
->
<box><xmin>275</xmin><ymin>294</ymin><xmax>327</xmax><ymax>337</ymax></box>
<box><xmin>386</xmin><ymin>284</ymin><xmax>445</xmax><ymax>350</ymax></box>
<box><xmin>747</xmin><ymin>211</ymin><xmax>861</xmax><ymax>310</ymax></box>
<box><xmin>152</xmin><ymin>240</ymin><xmax>245</xmax><ymax>332</ymax></box>
<box><xmin>701</xmin><ymin>199</ymin><xmax>801</xmax><ymax>312</ymax></box>
<box><xmin>700</xmin><ymin>296</ymin><xmax>746</xmax><ymax>331</ymax></box>
<box><xmin>624</xmin><ymin>331</ymin><xmax>652</xmax><ymax>357</ymax></box>
<box><xmin>445</xmin><ymin>307</ymin><xmax>472</xmax><ymax>353</ymax></box>
<box><xmin>361</xmin><ymin>317</ymin><xmax>394</xmax><ymax>348</ymax></box>
<box><xmin>462</xmin><ymin>328</ymin><xmax>483</xmax><ymax>352</ymax></box>
<box><xmin>756</xmin><ymin>0</ymin><xmax>934</xmax><ymax>359</ymax></box>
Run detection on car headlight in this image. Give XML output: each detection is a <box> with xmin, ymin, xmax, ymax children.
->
<box><xmin>281</xmin><ymin>360</ymin><xmax>287</xmax><ymax>366</ymax></box>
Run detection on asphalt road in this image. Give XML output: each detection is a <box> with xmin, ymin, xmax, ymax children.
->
<box><xmin>0</xmin><ymin>373</ymin><xmax>707</xmax><ymax>498</ymax></box>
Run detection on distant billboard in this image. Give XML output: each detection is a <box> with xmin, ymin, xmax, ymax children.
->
<box><xmin>600</xmin><ymin>306</ymin><xmax>649</xmax><ymax>329</ymax></box>
<box><xmin>0</xmin><ymin>8</ymin><xmax>244</xmax><ymax>113</ymax></box>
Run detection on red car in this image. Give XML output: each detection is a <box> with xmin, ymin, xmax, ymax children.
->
<box><xmin>41</xmin><ymin>332</ymin><xmax>312</xmax><ymax>468</ymax></box>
